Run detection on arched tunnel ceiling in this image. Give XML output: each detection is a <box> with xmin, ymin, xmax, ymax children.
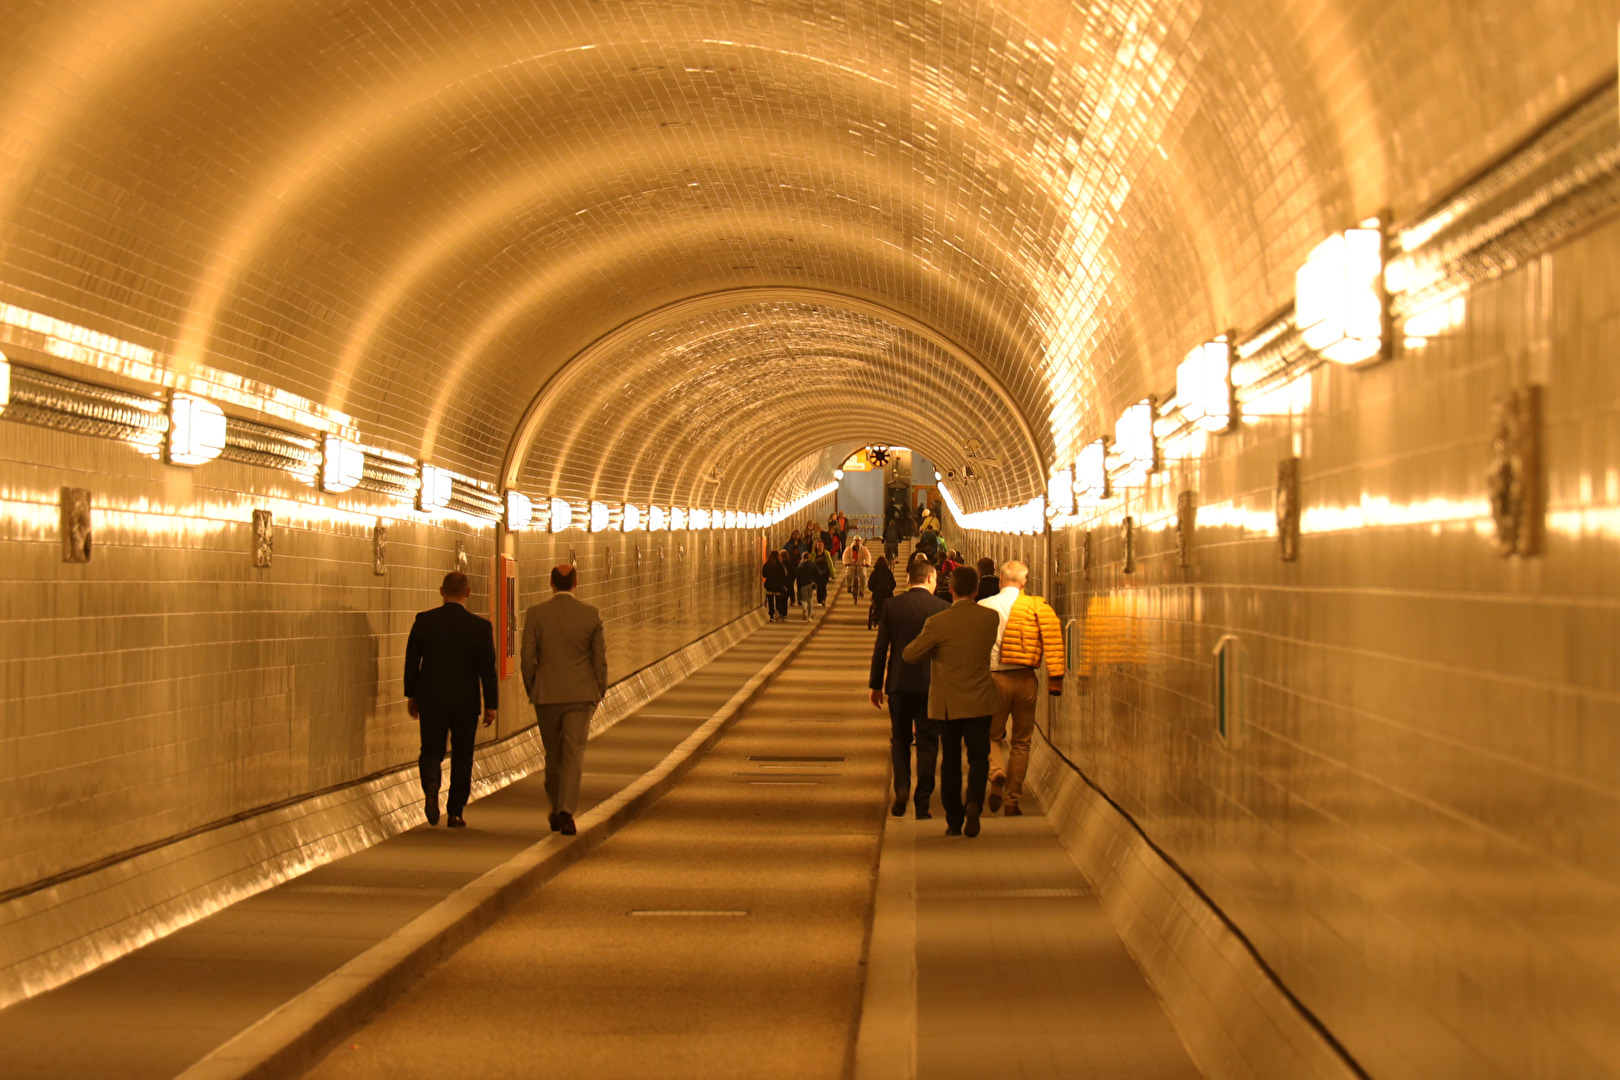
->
<box><xmin>0</xmin><ymin>0</ymin><xmax>1609</xmax><ymax>507</ymax></box>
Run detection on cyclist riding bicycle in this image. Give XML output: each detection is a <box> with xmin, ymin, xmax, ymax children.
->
<box><xmin>842</xmin><ymin>535</ymin><xmax>872</xmax><ymax>600</ymax></box>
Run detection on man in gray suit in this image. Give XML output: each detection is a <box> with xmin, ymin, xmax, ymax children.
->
<box><xmin>521</xmin><ymin>563</ymin><xmax>608</xmax><ymax>836</ymax></box>
<box><xmin>902</xmin><ymin>564</ymin><xmax>1002</xmax><ymax>837</ymax></box>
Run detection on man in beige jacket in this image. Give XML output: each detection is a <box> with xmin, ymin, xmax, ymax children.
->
<box><xmin>902</xmin><ymin>564</ymin><xmax>1002</xmax><ymax>837</ymax></box>
<box><xmin>521</xmin><ymin>563</ymin><xmax>608</xmax><ymax>836</ymax></box>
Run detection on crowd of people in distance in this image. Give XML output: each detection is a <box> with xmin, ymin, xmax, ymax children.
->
<box><xmin>761</xmin><ymin>497</ymin><xmax>1066</xmax><ymax>839</ymax></box>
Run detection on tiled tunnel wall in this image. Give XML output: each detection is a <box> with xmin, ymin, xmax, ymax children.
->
<box><xmin>1027</xmin><ymin>216</ymin><xmax>1620</xmax><ymax>1079</ymax></box>
<box><xmin>0</xmin><ymin>423</ymin><xmax>808</xmax><ymax>901</ymax></box>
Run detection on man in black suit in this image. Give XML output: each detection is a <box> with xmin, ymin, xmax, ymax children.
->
<box><xmin>869</xmin><ymin>554</ymin><xmax>950</xmax><ymax>819</ymax></box>
<box><xmin>404</xmin><ymin>571</ymin><xmax>498</xmax><ymax>829</ymax></box>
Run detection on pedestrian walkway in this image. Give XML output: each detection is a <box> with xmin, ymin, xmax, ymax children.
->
<box><xmin>856</xmin><ymin>794</ymin><xmax>1203</xmax><ymax>1080</ymax></box>
<box><xmin>0</xmin><ymin>615</ymin><xmax>810</xmax><ymax>1080</ymax></box>
<box><xmin>297</xmin><ymin>589</ymin><xmax>888</xmax><ymax>1080</ymax></box>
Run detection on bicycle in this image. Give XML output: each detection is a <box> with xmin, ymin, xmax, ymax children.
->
<box><xmin>847</xmin><ymin>564</ymin><xmax>866</xmax><ymax>602</ymax></box>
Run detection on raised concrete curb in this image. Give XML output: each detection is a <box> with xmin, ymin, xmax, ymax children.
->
<box><xmin>1026</xmin><ymin>730</ymin><xmax>1366</xmax><ymax>1080</ymax></box>
<box><xmin>174</xmin><ymin>591</ymin><xmax>844</xmax><ymax>1080</ymax></box>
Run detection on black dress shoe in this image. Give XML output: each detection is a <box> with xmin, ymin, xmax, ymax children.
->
<box><xmin>964</xmin><ymin>803</ymin><xmax>981</xmax><ymax>838</ymax></box>
<box><xmin>914</xmin><ymin>807</ymin><xmax>932</xmax><ymax>820</ymax></box>
<box><xmin>944</xmin><ymin>824</ymin><xmax>962</xmax><ymax>836</ymax></box>
<box><xmin>559</xmin><ymin>813</ymin><xmax>577</xmax><ymax>836</ymax></box>
<box><xmin>447</xmin><ymin>814</ymin><xmax>466</xmax><ymax>829</ymax></box>
<box><xmin>548</xmin><ymin>811</ymin><xmax>562</xmax><ymax>832</ymax></box>
<box><xmin>1004</xmin><ymin>805</ymin><xmax>1023</xmax><ymax>817</ymax></box>
<box><xmin>424</xmin><ymin>799</ymin><xmax>440</xmax><ymax>826</ymax></box>
<box><xmin>891</xmin><ymin>797</ymin><xmax>907</xmax><ymax>817</ymax></box>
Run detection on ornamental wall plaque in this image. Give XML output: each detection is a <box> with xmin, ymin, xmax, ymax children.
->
<box><xmin>1275</xmin><ymin>458</ymin><xmax>1300</xmax><ymax>562</ymax></box>
<box><xmin>252</xmin><ymin>509</ymin><xmax>273</xmax><ymax>568</ymax></box>
<box><xmin>455</xmin><ymin>540</ymin><xmax>469</xmax><ymax>574</ymax></box>
<box><xmin>1176</xmin><ymin>491</ymin><xmax>1197</xmax><ymax>569</ymax></box>
<box><xmin>60</xmin><ymin>487</ymin><xmax>91</xmax><ymax>563</ymax></box>
<box><xmin>603</xmin><ymin>544</ymin><xmax>614</xmax><ymax>580</ymax></box>
<box><xmin>1486</xmin><ymin>385</ymin><xmax>1543</xmax><ymax>557</ymax></box>
<box><xmin>372</xmin><ymin>522</ymin><xmax>388</xmax><ymax>576</ymax></box>
<box><xmin>1081</xmin><ymin>529</ymin><xmax>1093</xmax><ymax>582</ymax></box>
<box><xmin>1122</xmin><ymin>516</ymin><xmax>1136</xmax><ymax>575</ymax></box>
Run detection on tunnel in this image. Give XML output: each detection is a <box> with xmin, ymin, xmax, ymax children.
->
<box><xmin>0</xmin><ymin>1</ymin><xmax>1617</xmax><ymax>1077</ymax></box>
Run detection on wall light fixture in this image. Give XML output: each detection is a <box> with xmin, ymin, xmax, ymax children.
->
<box><xmin>0</xmin><ymin>351</ymin><xmax>13</xmax><ymax>417</ymax></box>
<box><xmin>623</xmin><ymin>503</ymin><xmax>643</xmax><ymax>532</ymax></box>
<box><xmin>1076</xmin><ymin>439</ymin><xmax>1110</xmax><ymax>505</ymax></box>
<box><xmin>1047</xmin><ymin>467</ymin><xmax>1075</xmax><ymax>517</ymax></box>
<box><xmin>505</xmin><ymin>491</ymin><xmax>533</xmax><ymax>530</ymax></box>
<box><xmin>649</xmin><ymin>505</ymin><xmax>668</xmax><ymax>531</ymax></box>
<box><xmin>549</xmin><ymin>497</ymin><xmax>574</xmax><ymax>532</ymax></box>
<box><xmin>690</xmin><ymin>508</ymin><xmax>711</xmax><ymax>531</ymax></box>
<box><xmin>1112</xmin><ymin>399</ymin><xmax>1158</xmax><ymax>486</ymax></box>
<box><xmin>321</xmin><ymin>435</ymin><xmax>365</xmax><ymax>493</ymax></box>
<box><xmin>670</xmin><ymin>506</ymin><xmax>688</xmax><ymax>531</ymax></box>
<box><xmin>418</xmin><ymin>464</ymin><xmax>453</xmax><ymax>512</ymax></box>
<box><xmin>1177</xmin><ymin>340</ymin><xmax>1236</xmax><ymax>432</ymax></box>
<box><xmin>166</xmin><ymin>394</ymin><xmax>227</xmax><ymax>467</ymax></box>
<box><xmin>588</xmin><ymin>501</ymin><xmax>611</xmax><ymax>533</ymax></box>
<box><xmin>1296</xmin><ymin>224</ymin><xmax>1386</xmax><ymax>365</ymax></box>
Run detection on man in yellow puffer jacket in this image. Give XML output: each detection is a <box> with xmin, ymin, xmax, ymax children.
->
<box><xmin>977</xmin><ymin>560</ymin><xmax>1065</xmax><ymax>815</ymax></box>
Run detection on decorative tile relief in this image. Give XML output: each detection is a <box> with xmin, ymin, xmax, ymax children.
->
<box><xmin>1176</xmin><ymin>491</ymin><xmax>1197</xmax><ymax>569</ymax></box>
<box><xmin>1122</xmin><ymin>516</ymin><xmax>1135</xmax><ymax>575</ymax></box>
<box><xmin>372</xmin><ymin>522</ymin><xmax>387</xmax><ymax>576</ymax></box>
<box><xmin>454</xmin><ymin>539</ymin><xmax>469</xmax><ymax>573</ymax></box>
<box><xmin>251</xmin><ymin>510</ymin><xmax>273</xmax><ymax>568</ymax></box>
<box><xmin>59</xmin><ymin>487</ymin><xmax>90</xmax><ymax>563</ymax></box>
<box><xmin>1487</xmin><ymin>385</ymin><xmax>1543</xmax><ymax>557</ymax></box>
<box><xmin>1275</xmin><ymin>458</ymin><xmax>1300</xmax><ymax>563</ymax></box>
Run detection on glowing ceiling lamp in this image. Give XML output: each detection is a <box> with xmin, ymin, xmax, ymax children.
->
<box><xmin>166</xmin><ymin>393</ymin><xmax>227</xmax><ymax>467</ymax></box>
<box><xmin>1075</xmin><ymin>439</ymin><xmax>1110</xmax><ymax>505</ymax></box>
<box><xmin>1177</xmin><ymin>340</ymin><xmax>1236</xmax><ymax>432</ymax></box>
<box><xmin>505</xmin><ymin>491</ymin><xmax>533</xmax><ymax>530</ymax></box>
<box><xmin>690</xmin><ymin>508</ymin><xmax>711</xmax><ymax>530</ymax></box>
<box><xmin>588</xmin><ymin>501</ymin><xmax>611</xmax><ymax>533</ymax></box>
<box><xmin>0</xmin><ymin>352</ymin><xmax>9</xmax><ymax>417</ymax></box>
<box><xmin>549</xmin><ymin>498</ymin><xmax>574</xmax><ymax>532</ymax></box>
<box><xmin>1295</xmin><ymin>224</ymin><xmax>1386</xmax><ymax>365</ymax></box>
<box><xmin>649</xmin><ymin>505</ymin><xmax>668</xmax><ymax>531</ymax></box>
<box><xmin>623</xmin><ymin>503</ymin><xmax>643</xmax><ymax>532</ymax></box>
<box><xmin>834</xmin><ymin>469</ymin><xmax>844</xmax><ymax>480</ymax></box>
<box><xmin>321</xmin><ymin>435</ymin><xmax>365</xmax><ymax>493</ymax></box>
<box><xmin>1046</xmin><ymin>467</ymin><xmax>1075</xmax><ymax>517</ymax></box>
<box><xmin>1112</xmin><ymin>400</ymin><xmax>1158</xmax><ymax>487</ymax></box>
<box><xmin>418</xmin><ymin>464</ymin><xmax>453</xmax><ymax>512</ymax></box>
<box><xmin>670</xmin><ymin>506</ymin><xmax>688</xmax><ymax>531</ymax></box>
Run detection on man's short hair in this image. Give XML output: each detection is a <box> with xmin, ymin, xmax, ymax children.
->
<box><xmin>550</xmin><ymin>563</ymin><xmax>577</xmax><ymax>591</ymax></box>
<box><xmin>906</xmin><ymin>556</ymin><xmax>936</xmax><ymax>585</ymax></box>
<box><xmin>950</xmin><ymin>566</ymin><xmax>979</xmax><ymax>597</ymax></box>
<box><xmin>440</xmin><ymin>571</ymin><xmax>471</xmax><ymax>597</ymax></box>
<box><xmin>976</xmin><ymin>557</ymin><xmax>996</xmax><ymax>576</ymax></box>
<box><xmin>1000</xmin><ymin>560</ymin><xmax>1030</xmax><ymax>586</ymax></box>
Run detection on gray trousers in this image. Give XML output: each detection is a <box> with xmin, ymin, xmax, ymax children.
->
<box><xmin>535</xmin><ymin>702</ymin><xmax>596</xmax><ymax>814</ymax></box>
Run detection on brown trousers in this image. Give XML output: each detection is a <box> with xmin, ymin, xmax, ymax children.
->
<box><xmin>989</xmin><ymin>668</ymin><xmax>1038</xmax><ymax>808</ymax></box>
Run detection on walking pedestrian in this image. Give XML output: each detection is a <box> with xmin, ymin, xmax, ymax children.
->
<box><xmin>520</xmin><ymin>563</ymin><xmax>608</xmax><ymax>837</ymax></box>
<box><xmin>974</xmin><ymin>556</ymin><xmax>1000</xmax><ymax>600</ymax></box>
<box><xmin>902</xmin><ymin>565</ymin><xmax>1001</xmax><ymax>837</ymax></box>
<box><xmin>882</xmin><ymin>515</ymin><xmax>902</xmax><ymax>562</ymax></box>
<box><xmin>869</xmin><ymin>558</ymin><xmax>950</xmax><ymax>818</ymax></box>
<box><xmin>978</xmin><ymin>560</ymin><xmax>1066</xmax><ymax>816</ymax></box>
<box><xmin>794</xmin><ymin>549</ymin><xmax>821</xmax><ymax>619</ymax></box>
<box><xmin>809</xmin><ymin>539</ymin><xmax>836</xmax><ymax>606</ymax></box>
<box><xmin>932</xmin><ymin>549</ymin><xmax>960</xmax><ymax>601</ymax></box>
<box><xmin>403</xmin><ymin>571</ymin><xmax>498</xmax><ymax>829</ymax></box>
<box><xmin>867</xmin><ymin>554</ymin><xmax>896</xmax><ymax>630</ymax></box>
<box><xmin>763</xmin><ymin>549</ymin><xmax>791</xmax><ymax>622</ymax></box>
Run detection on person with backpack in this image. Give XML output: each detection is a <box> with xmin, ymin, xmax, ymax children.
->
<box><xmin>978</xmin><ymin>560</ymin><xmax>1066</xmax><ymax>816</ymax></box>
<box><xmin>762</xmin><ymin>549</ymin><xmax>792</xmax><ymax>622</ymax></box>
<box><xmin>809</xmin><ymin>540</ymin><xmax>837</xmax><ymax>606</ymax></box>
<box><xmin>867</xmin><ymin>554</ymin><xmax>896</xmax><ymax>630</ymax></box>
<box><xmin>882</xmin><ymin>515</ymin><xmax>903</xmax><ymax>562</ymax></box>
<box><xmin>793</xmin><ymin>549</ymin><xmax>821</xmax><ymax>619</ymax></box>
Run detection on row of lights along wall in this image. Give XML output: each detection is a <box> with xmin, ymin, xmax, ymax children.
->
<box><xmin>0</xmin><ymin>346</ymin><xmax>837</xmax><ymax>534</ymax></box>
<box><xmin>945</xmin><ymin>219</ymin><xmax>1387</xmax><ymax>535</ymax></box>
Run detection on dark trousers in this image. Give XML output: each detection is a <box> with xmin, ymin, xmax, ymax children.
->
<box><xmin>417</xmin><ymin>712</ymin><xmax>473</xmax><ymax>816</ymax></box>
<box><xmin>419</xmin><ymin>711</ymin><xmax>477</xmax><ymax>814</ymax></box>
<box><xmin>767</xmin><ymin>591</ymin><xmax>789</xmax><ymax>619</ymax></box>
<box><xmin>815</xmin><ymin>578</ymin><xmax>828</xmax><ymax>603</ymax></box>
<box><xmin>937</xmin><ymin>715</ymin><xmax>992</xmax><ymax>828</ymax></box>
<box><xmin>887</xmin><ymin>691</ymin><xmax>939</xmax><ymax>809</ymax></box>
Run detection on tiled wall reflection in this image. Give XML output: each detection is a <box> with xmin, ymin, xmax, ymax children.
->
<box><xmin>1018</xmin><ymin>221</ymin><xmax>1620</xmax><ymax>1080</ymax></box>
<box><xmin>0</xmin><ymin>433</ymin><xmax>812</xmax><ymax>901</ymax></box>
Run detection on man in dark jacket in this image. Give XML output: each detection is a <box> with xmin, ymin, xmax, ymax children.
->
<box><xmin>869</xmin><ymin>555</ymin><xmax>951</xmax><ymax>818</ymax></box>
<box><xmin>974</xmin><ymin>556</ymin><xmax>1000</xmax><ymax>600</ymax></box>
<box><xmin>881</xmin><ymin>516</ymin><xmax>903</xmax><ymax>562</ymax></box>
<box><xmin>404</xmin><ymin>571</ymin><xmax>498</xmax><ymax>829</ymax></box>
